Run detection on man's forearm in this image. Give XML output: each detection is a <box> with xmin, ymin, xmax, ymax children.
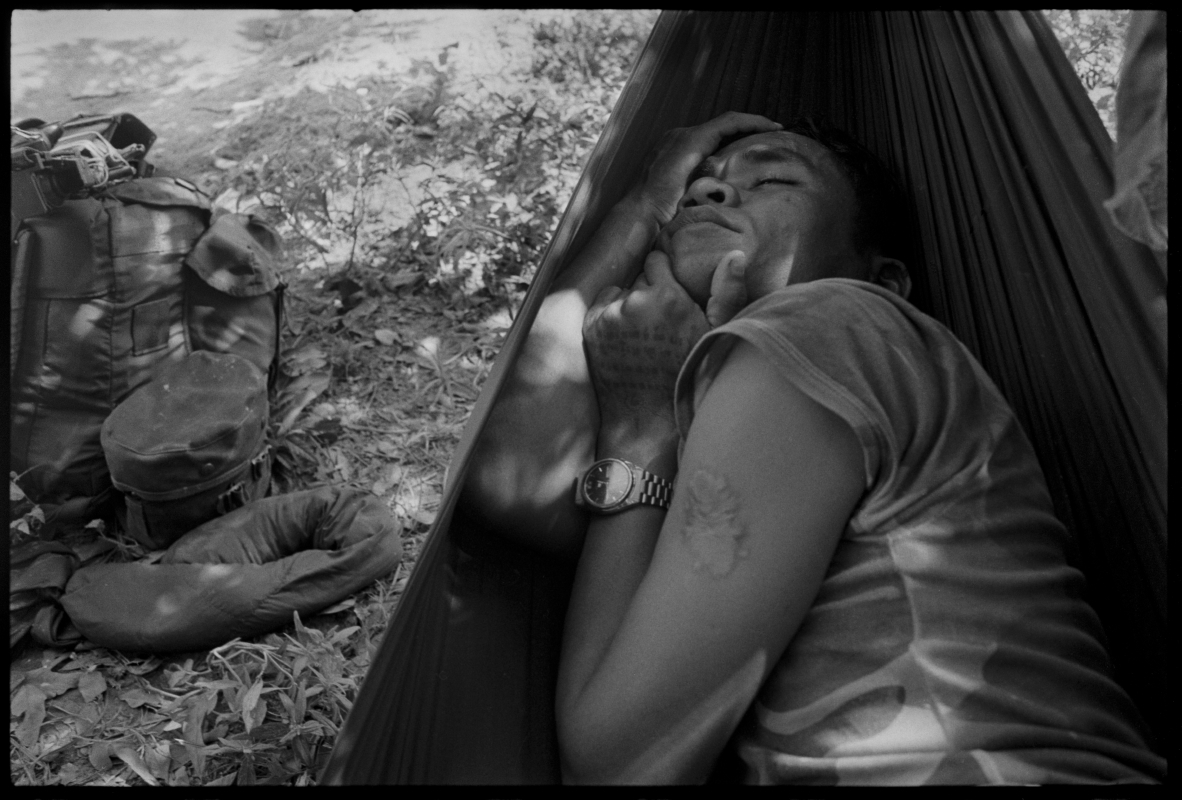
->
<box><xmin>556</xmin><ymin>423</ymin><xmax>679</xmax><ymax>776</ymax></box>
<box><xmin>461</xmin><ymin>190</ymin><xmax>665</xmax><ymax>558</ymax></box>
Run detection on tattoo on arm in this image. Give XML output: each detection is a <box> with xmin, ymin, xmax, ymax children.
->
<box><xmin>682</xmin><ymin>469</ymin><xmax>748</xmax><ymax>576</ymax></box>
<box><xmin>591</xmin><ymin>330</ymin><xmax>698</xmax><ymax>418</ymax></box>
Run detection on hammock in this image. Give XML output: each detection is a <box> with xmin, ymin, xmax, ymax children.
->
<box><xmin>321</xmin><ymin>11</ymin><xmax>1167</xmax><ymax>783</ymax></box>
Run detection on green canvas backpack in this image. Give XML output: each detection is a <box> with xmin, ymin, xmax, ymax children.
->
<box><xmin>9</xmin><ymin>173</ymin><xmax>283</xmax><ymax>531</ymax></box>
<box><xmin>100</xmin><ymin>351</ymin><xmax>272</xmax><ymax>550</ymax></box>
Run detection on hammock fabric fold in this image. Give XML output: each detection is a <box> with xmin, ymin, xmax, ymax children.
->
<box><xmin>322</xmin><ymin>11</ymin><xmax>1166</xmax><ymax>783</ymax></box>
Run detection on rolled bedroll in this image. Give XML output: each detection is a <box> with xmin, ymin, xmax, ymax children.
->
<box><xmin>322</xmin><ymin>11</ymin><xmax>1167</xmax><ymax>783</ymax></box>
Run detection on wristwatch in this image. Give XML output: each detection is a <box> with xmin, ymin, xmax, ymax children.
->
<box><xmin>574</xmin><ymin>458</ymin><xmax>674</xmax><ymax>514</ymax></box>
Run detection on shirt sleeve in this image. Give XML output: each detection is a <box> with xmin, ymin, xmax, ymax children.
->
<box><xmin>674</xmin><ymin>279</ymin><xmax>1019</xmax><ymax>534</ymax></box>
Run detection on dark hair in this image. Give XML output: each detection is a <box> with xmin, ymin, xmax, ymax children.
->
<box><xmin>781</xmin><ymin>117</ymin><xmax>910</xmax><ymax>261</ymax></box>
<box><xmin>718</xmin><ymin>117</ymin><xmax>911</xmax><ymax>260</ymax></box>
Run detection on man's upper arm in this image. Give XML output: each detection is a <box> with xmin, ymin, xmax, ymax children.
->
<box><xmin>568</xmin><ymin>338</ymin><xmax>866</xmax><ymax>783</ymax></box>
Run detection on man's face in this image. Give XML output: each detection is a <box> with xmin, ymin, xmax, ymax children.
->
<box><xmin>654</xmin><ymin>131</ymin><xmax>870</xmax><ymax>306</ymax></box>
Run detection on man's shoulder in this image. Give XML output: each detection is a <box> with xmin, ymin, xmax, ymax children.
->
<box><xmin>730</xmin><ymin>278</ymin><xmax>960</xmax><ymax>360</ymax></box>
<box><xmin>699</xmin><ymin>277</ymin><xmax>1009</xmax><ymax>455</ymax></box>
<box><xmin>742</xmin><ymin>278</ymin><xmax>920</xmax><ymax>323</ymax></box>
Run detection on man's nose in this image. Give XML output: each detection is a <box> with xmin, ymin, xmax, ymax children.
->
<box><xmin>679</xmin><ymin>176</ymin><xmax>739</xmax><ymax>209</ymax></box>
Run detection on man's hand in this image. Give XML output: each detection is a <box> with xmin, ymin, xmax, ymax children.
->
<box><xmin>463</xmin><ymin>114</ymin><xmax>771</xmax><ymax>559</ymax></box>
<box><xmin>634</xmin><ymin>112</ymin><xmax>782</xmax><ymax>227</ymax></box>
<box><xmin>705</xmin><ymin>249</ymin><xmax>748</xmax><ymax>328</ymax></box>
<box><xmin>583</xmin><ymin>252</ymin><xmax>708</xmax><ymax>443</ymax></box>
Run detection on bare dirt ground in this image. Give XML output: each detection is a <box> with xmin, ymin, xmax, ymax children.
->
<box><xmin>10</xmin><ymin>9</ymin><xmax>657</xmax><ymax>786</ymax></box>
<box><xmin>14</xmin><ymin>10</ymin><xmax>548</xmax><ymax>191</ymax></box>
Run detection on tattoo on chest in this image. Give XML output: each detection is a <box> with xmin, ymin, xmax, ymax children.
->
<box><xmin>682</xmin><ymin>469</ymin><xmax>748</xmax><ymax>576</ymax></box>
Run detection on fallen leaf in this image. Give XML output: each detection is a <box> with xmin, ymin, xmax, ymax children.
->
<box><xmin>205</xmin><ymin>773</ymin><xmax>237</xmax><ymax>786</ymax></box>
<box><xmin>249</xmin><ymin>698</ymin><xmax>269</xmax><ymax>733</ymax></box>
<box><xmin>46</xmin><ymin>693</ymin><xmax>98</xmax><ymax>731</ymax></box>
<box><xmin>373</xmin><ymin>328</ymin><xmax>398</xmax><ymax>345</ymax></box>
<box><xmin>292</xmin><ymin>734</ymin><xmax>313</xmax><ymax>768</ymax></box>
<box><xmin>285</xmin><ymin>345</ymin><xmax>328</xmax><ymax>374</ymax></box>
<box><xmin>13</xmin><ymin>683</ymin><xmax>47</xmax><ymax>750</ymax></box>
<box><xmin>382</xmin><ymin>269</ymin><xmax>422</xmax><ymax>290</ymax></box>
<box><xmin>144</xmin><ymin>741</ymin><xmax>172</xmax><ymax>781</ymax></box>
<box><xmin>248</xmin><ymin>720</ymin><xmax>287</xmax><ymax>743</ymax></box>
<box><xmin>194</xmin><ymin>678</ymin><xmax>240</xmax><ymax>693</ymax></box>
<box><xmin>329</xmin><ymin>626</ymin><xmax>361</xmax><ymax>645</ymax></box>
<box><xmin>412</xmin><ymin>508</ymin><xmax>437</xmax><ymax>526</ymax></box>
<box><xmin>316</xmin><ymin>597</ymin><xmax>356</xmax><ymax>616</ymax></box>
<box><xmin>23</xmin><ymin>667</ymin><xmax>81</xmax><ymax>698</ymax></box>
<box><xmin>276</xmin><ymin>371</ymin><xmax>332</xmax><ymax>435</ymax></box>
<box><xmin>114</xmin><ymin>746</ymin><xmax>160</xmax><ymax>786</ymax></box>
<box><xmin>120</xmin><ymin>687</ymin><xmax>160</xmax><ymax>708</ymax></box>
<box><xmin>57</xmin><ymin>761</ymin><xmax>82</xmax><ymax>785</ymax></box>
<box><xmin>237</xmin><ymin>759</ymin><xmax>257</xmax><ymax>786</ymax></box>
<box><xmin>89</xmin><ymin>742</ymin><xmax>113</xmax><ymax>772</ymax></box>
<box><xmin>241</xmin><ymin>679</ymin><xmax>265</xmax><ymax>734</ymax></box>
<box><xmin>78</xmin><ymin>670</ymin><xmax>107</xmax><ymax>702</ymax></box>
<box><xmin>123</xmin><ymin>657</ymin><xmax>162</xmax><ymax>676</ymax></box>
<box><xmin>73</xmin><ymin>536</ymin><xmax>115</xmax><ymax>563</ymax></box>
<box><xmin>182</xmin><ymin>689</ymin><xmax>217</xmax><ymax>781</ymax></box>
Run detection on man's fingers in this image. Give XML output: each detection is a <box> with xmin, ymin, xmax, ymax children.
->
<box><xmin>592</xmin><ymin>285</ymin><xmax>625</xmax><ymax>308</ymax></box>
<box><xmin>642</xmin><ymin>250</ymin><xmax>677</xmax><ymax>287</ymax></box>
<box><xmin>703</xmin><ymin>112</ymin><xmax>782</xmax><ymax>139</ymax></box>
<box><xmin>584</xmin><ymin>287</ymin><xmax>622</xmax><ymax>336</ymax></box>
<box><xmin>706</xmin><ymin>250</ymin><xmax>748</xmax><ymax>327</ymax></box>
<box><xmin>693</xmin><ymin>113</ymin><xmax>782</xmax><ymax>152</ymax></box>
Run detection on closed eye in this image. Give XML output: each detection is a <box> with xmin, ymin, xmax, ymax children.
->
<box><xmin>755</xmin><ymin>178</ymin><xmax>797</xmax><ymax>187</ymax></box>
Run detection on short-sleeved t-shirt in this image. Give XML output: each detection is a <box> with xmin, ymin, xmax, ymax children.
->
<box><xmin>674</xmin><ymin>279</ymin><xmax>1165</xmax><ymax>785</ymax></box>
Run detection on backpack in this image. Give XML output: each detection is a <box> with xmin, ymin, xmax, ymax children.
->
<box><xmin>100</xmin><ymin>351</ymin><xmax>272</xmax><ymax>550</ymax></box>
<box><xmin>9</xmin><ymin>174</ymin><xmax>284</xmax><ymax>531</ymax></box>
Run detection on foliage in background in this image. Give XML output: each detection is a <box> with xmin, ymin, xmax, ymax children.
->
<box><xmin>1044</xmin><ymin>9</ymin><xmax>1131</xmax><ymax>138</ymax></box>
<box><xmin>209</xmin><ymin>10</ymin><xmax>655</xmax><ymax>306</ymax></box>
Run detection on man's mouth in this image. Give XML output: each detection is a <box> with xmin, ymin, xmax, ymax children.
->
<box><xmin>660</xmin><ymin>206</ymin><xmax>739</xmax><ymax>239</ymax></box>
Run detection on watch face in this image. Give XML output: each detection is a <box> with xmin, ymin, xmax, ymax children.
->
<box><xmin>583</xmin><ymin>460</ymin><xmax>633</xmax><ymax>508</ymax></box>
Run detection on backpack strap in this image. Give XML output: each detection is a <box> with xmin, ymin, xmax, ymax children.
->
<box><xmin>217</xmin><ymin>445</ymin><xmax>271</xmax><ymax>515</ymax></box>
<box><xmin>269</xmin><ymin>283</ymin><xmax>286</xmax><ymax>390</ymax></box>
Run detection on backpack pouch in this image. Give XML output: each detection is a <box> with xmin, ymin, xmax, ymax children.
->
<box><xmin>184</xmin><ymin>211</ymin><xmax>284</xmax><ymax>384</ymax></box>
<box><xmin>121</xmin><ymin>445</ymin><xmax>271</xmax><ymax>550</ymax></box>
<box><xmin>102</xmin><ymin>350</ymin><xmax>270</xmax><ymax>547</ymax></box>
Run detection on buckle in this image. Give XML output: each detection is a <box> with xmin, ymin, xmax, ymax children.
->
<box><xmin>250</xmin><ymin>444</ymin><xmax>270</xmax><ymax>480</ymax></box>
<box><xmin>217</xmin><ymin>482</ymin><xmax>248</xmax><ymax>515</ymax></box>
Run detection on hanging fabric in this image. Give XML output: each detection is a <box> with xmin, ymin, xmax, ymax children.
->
<box><xmin>322</xmin><ymin>11</ymin><xmax>1167</xmax><ymax>783</ymax></box>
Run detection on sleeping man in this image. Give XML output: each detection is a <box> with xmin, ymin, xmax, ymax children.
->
<box><xmin>461</xmin><ymin>113</ymin><xmax>1165</xmax><ymax>785</ymax></box>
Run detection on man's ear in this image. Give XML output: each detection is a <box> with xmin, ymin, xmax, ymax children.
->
<box><xmin>869</xmin><ymin>256</ymin><xmax>911</xmax><ymax>300</ymax></box>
